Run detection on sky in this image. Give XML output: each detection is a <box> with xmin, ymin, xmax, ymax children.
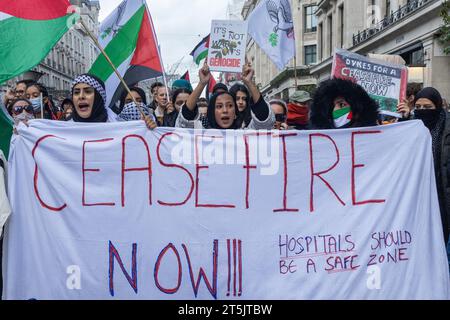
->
<box><xmin>98</xmin><ymin>0</ymin><xmax>233</xmax><ymax>82</ymax></box>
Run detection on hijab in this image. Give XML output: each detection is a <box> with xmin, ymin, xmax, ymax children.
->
<box><xmin>71</xmin><ymin>74</ymin><xmax>108</xmax><ymax>123</ymax></box>
<box><xmin>207</xmin><ymin>92</ymin><xmax>238</xmax><ymax>130</ymax></box>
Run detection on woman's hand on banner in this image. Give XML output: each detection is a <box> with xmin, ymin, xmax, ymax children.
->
<box><xmin>142</xmin><ymin>114</ymin><xmax>157</xmax><ymax>130</ymax></box>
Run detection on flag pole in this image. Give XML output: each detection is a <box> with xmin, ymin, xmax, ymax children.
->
<box><xmin>79</xmin><ymin>18</ymin><xmax>147</xmax><ymax>118</ymax></box>
<box><xmin>293</xmin><ymin>55</ymin><xmax>298</xmax><ymax>89</ymax></box>
<box><xmin>147</xmin><ymin>0</ymin><xmax>171</xmax><ymax>104</ymax></box>
<box><xmin>40</xmin><ymin>93</ymin><xmax>44</xmax><ymax>119</ymax></box>
<box><xmin>157</xmin><ymin>45</ymin><xmax>171</xmax><ymax>103</ymax></box>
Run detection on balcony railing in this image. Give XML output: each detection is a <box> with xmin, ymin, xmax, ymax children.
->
<box><xmin>352</xmin><ymin>0</ymin><xmax>435</xmax><ymax>46</ymax></box>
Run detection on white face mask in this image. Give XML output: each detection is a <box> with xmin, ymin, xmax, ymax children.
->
<box><xmin>13</xmin><ymin>111</ymin><xmax>34</xmax><ymax>126</ymax></box>
<box><xmin>29</xmin><ymin>97</ymin><xmax>42</xmax><ymax>112</ymax></box>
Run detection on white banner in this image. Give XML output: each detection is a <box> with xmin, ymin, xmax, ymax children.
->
<box><xmin>3</xmin><ymin>120</ymin><xmax>450</xmax><ymax>300</ymax></box>
<box><xmin>207</xmin><ymin>20</ymin><xmax>248</xmax><ymax>73</ymax></box>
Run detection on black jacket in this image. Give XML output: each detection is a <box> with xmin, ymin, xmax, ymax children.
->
<box><xmin>438</xmin><ymin>112</ymin><xmax>450</xmax><ymax>243</ymax></box>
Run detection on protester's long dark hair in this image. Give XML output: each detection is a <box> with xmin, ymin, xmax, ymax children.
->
<box><xmin>229</xmin><ymin>84</ymin><xmax>252</xmax><ymax>129</ymax></box>
<box><xmin>27</xmin><ymin>82</ymin><xmax>58</xmax><ymax>119</ymax></box>
<box><xmin>118</xmin><ymin>86</ymin><xmax>147</xmax><ymax>113</ymax></box>
<box><xmin>171</xmin><ymin>88</ymin><xmax>192</xmax><ymax>105</ymax></box>
<box><xmin>207</xmin><ymin>92</ymin><xmax>238</xmax><ymax>129</ymax></box>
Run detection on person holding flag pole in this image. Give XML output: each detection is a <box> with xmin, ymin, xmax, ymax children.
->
<box><xmin>87</xmin><ymin>0</ymin><xmax>167</xmax><ymax>127</ymax></box>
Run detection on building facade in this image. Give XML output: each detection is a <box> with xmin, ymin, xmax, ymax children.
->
<box><xmin>1</xmin><ymin>0</ymin><xmax>101</xmax><ymax>102</ymax></box>
<box><xmin>311</xmin><ymin>0</ymin><xmax>450</xmax><ymax>100</ymax></box>
<box><xmin>242</xmin><ymin>0</ymin><xmax>319</xmax><ymax>101</ymax></box>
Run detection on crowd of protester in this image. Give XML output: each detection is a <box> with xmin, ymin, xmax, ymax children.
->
<box><xmin>1</xmin><ymin>60</ymin><xmax>450</xmax><ymax>290</ymax></box>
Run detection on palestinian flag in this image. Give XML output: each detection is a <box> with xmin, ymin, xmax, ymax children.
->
<box><xmin>333</xmin><ymin>107</ymin><xmax>353</xmax><ymax>128</ymax></box>
<box><xmin>181</xmin><ymin>71</ymin><xmax>190</xmax><ymax>82</ymax></box>
<box><xmin>89</xmin><ymin>0</ymin><xmax>163</xmax><ymax>108</ymax></box>
<box><xmin>190</xmin><ymin>35</ymin><xmax>210</xmax><ymax>66</ymax></box>
<box><xmin>0</xmin><ymin>0</ymin><xmax>77</xmax><ymax>84</ymax></box>
<box><xmin>205</xmin><ymin>73</ymin><xmax>217</xmax><ymax>100</ymax></box>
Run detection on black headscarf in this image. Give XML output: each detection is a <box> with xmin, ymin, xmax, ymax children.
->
<box><xmin>413</xmin><ymin>87</ymin><xmax>445</xmax><ymax>166</ymax></box>
<box><xmin>71</xmin><ymin>74</ymin><xmax>108</xmax><ymax>123</ymax></box>
<box><xmin>207</xmin><ymin>92</ymin><xmax>238</xmax><ymax>130</ymax></box>
<box><xmin>414</xmin><ymin>87</ymin><xmax>443</xmax><ymax>110</ymax></box>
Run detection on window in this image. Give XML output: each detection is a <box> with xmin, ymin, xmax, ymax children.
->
<box><xmin>305</xmin><ymin>45</ymin><xmax>317</xmax><ymax>65</ymax></box>
<box><xmin>328</xmin><ymin>15</ymin><xmax>333</xmax><ymax>56</ymax></box>
<box><xmin>400</xmin><ymin>47</ymin><xmax>424</xmax><ymax>66</ymax></box>
<box><xmin>318</xmin><ymin>23</ymin><xmax>323</xmax><ymax>60</ymax></box>
<box><xmin>386</xmin><ymin>0</ymin><xmax>391</xmax><ymax>17</ymax></box>
<box><xmin>305</xmin><ymin>5</ymin><xmax>318</xmax><ymax>32</ymax></box>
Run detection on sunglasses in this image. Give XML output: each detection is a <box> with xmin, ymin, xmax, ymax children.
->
<box><xmin>13</xmin><ymin>105</ymin><xmax>34</xmax><ymax>115</ymax></box>
<box><xmin>275</xmin><ymin>114</ymin><xmax>287</xmax><ymax>122</ymax></box>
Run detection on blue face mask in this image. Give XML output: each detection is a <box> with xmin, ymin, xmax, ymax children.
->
<box><xmin>29</xmin><ymin>97</ymin><xmax>42</xmax><ymax>112</ymax></box>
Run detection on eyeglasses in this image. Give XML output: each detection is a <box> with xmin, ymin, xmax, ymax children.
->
<box><xmin>13</xmin><ymin>105</ymin><xmax>34</xmax><ymax>115</ymax></box>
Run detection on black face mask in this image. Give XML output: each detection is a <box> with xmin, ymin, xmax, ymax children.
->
<box><xmin>414</xmin><ymin>109</ymin><xmax>441</xmax><ymax>130</ymax></box>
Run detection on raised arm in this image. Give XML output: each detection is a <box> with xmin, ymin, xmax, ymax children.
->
<box><xmin>241</xmin><ymin>61</ymin><xmax>270</xmax><ymax>122</ymax></box>
<box><xmin>241</xmin><ymin>61</ymin><xmax>261</xmax><ymax>104</ymax></box>
<box><xmin>186</xmin><ymin>62</ymin><xmax>211</xmax><ymax>111</ymax></box>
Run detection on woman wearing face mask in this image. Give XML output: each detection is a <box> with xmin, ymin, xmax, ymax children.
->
<box><xmin>176</xmin><ymin>62</ymin><xmax>274</xmax><ymax>130</ymax></box>
<box><xmin>229</xmin><ymin>84</ymin><xmax>252</xmax><ymax>129</ymax></box>
<box><xmin>413</xmin><ymin>87</ymin><xmax>450</xmax><ymax>246</ymax></box>
<box><xmin>60</xmin><ymin>98</ymin><xmax>75</xmax><ymax>121</ymax></box>
<box><xmin>26</xmin><ymin>82</ymin><xmax>61</xmax><ymax>120</ymax></box>
<box><xmin>310</xmin><ymin>78</ymin><xmax>379</xmax><ymax>129</ymax></box>
<box><xmin>10</xmin><ymin>99</ymin><xmax>35</xmax><ymax>126</ymax></box>
<box><xmin>116</xmin><ymin>86</ymin><xmax>154</xmax><ymax>122</ymax></box>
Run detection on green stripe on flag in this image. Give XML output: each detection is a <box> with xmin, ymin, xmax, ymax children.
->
<box><xmin>332</xmin><ymin>107</ymin><xmax>351</xmax><ymax>120</ymax></box>
<box><xmin>0</xmin><ymin>14</ymin><xmax>76</xmax><ymax>84</ymax></box>
<box><xmin>195</xmin><ymin>50</ymin><xmax>208</xmax><ymax>65</ymax></box>
<box><xmin>89</xmin><ymin>6</ymin><xmax>145</xmax><ymax>82</ymax></box>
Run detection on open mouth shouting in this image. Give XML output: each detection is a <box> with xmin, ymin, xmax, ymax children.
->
<box><xmin>77</xmin><ymin>102</ymin><xmax>92</xmax><ymax>117</ymax></box>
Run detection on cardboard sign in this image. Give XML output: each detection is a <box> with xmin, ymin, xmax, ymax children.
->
<box><xmin>207</xmin><ymin>20</ymin><xmax>248</xmax><ymax>73</ymax></box>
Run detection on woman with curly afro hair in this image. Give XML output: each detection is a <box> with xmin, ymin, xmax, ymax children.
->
<box><xmin>310</xmin><ymin>78</ymin><xmax>379</xmax><ymax>129</ymax></box>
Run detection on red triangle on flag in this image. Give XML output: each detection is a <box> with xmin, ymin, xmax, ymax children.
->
<box><xmin>208</xmin><ymin>74</ymin><xmax>217</xmax><ymax>94</ymax></box>
<box><xmin>181</xmin><ymin>71</ymin><xmax>190</xmax><ymax>82</ymax></box>
<box><xmin>130</xmin><ymin>9</ymin><xmax>163</xmax><ymax>73</ymax></box>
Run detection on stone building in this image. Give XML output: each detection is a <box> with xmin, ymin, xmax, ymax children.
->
<box><xmin>311</xmin><ymin>0</ymin><xmax>450</xmax><ymax>100</ymax></box>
